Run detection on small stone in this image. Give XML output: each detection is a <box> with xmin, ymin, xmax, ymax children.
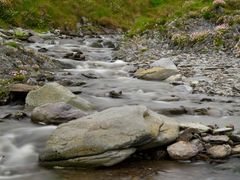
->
<box><xmin>207</xmin><ymin>145</ymin><xmax>231</xmax><ymax>159</ymax></box>
<box><xmin>38</xmin><ymin>48</ymin><xmax>48</xmax><ymax>53</ymax></box>
<box><xmin>202</xmin><ymin>135</ymin><xmax>230</xmax><ymax>143</ymax></box>
<box><xmin>231</xmin><ymin>145</ymin><xmax>240</xmax><ymax>155</ymax></box>
<box><xmin>167</xmin><ymin>141</ymin><xmax>199</xmax><ymax>160</ymax></box>
<box><xmin>213</xmin><ymin>128</ymin><xmax>234</xmax><ymax>135</ymax></box>
<box><xmin>177</xmin><ymin>128</ymin><xmax>200</xmax><ymax>142</ymax></box>
<box><xmin>179</xmin><ymin>122</ymin><xmax>211</xmax><ymax>133</ymax></box>
<box><xmin>191</xmin><ymin>139</ymin><xmax>204</xmax><ymax>152</ymax></box>
<box><xmin>229</xmin><ymin>134</ymin><xmax>240</xmax><ymax>142</ymax></box>
<box><xmin>108</xmin><ymin>90</ymin><xmax>122</xmax><ymax>98</ymax></box>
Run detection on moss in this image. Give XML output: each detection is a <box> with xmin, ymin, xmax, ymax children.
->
<box><xmin>13</xmin><ymin>28</ymin><xmax>29</xmax><ymax>40</ymax></box>
<box><xmin>0</xmin><ymin>78</ymin><xmax>12</xmax><ymax>103</ymax></box>
<box><xmin>190</xmin><ymin>31</ymin><xmax>211</xmax><ymax>43</ymax></box>
<box><xmin>4</xmin><ymin>41</ymin><xmax>20</xmax><ymax>48</ymax></box>
<box><xmin>171</xmin><ymin>33</ymin><xmax>189</xmax><ymax>47</ymax></box>
<box><xmin>214</xmin><ymin>36</ymin><xmax>224</xmax><ymax>47</ymax></box>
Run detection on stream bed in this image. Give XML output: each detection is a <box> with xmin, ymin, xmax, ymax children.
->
<box><xmin>0</xmin><ymin>34</ymin><xmax>240</xmax><ymax>180</ymax></box>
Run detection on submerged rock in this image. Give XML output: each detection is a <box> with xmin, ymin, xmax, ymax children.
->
<box><xmin>40</xmin><ymin>105</ymin><xmax>179</xmax><ymax>167</ymax></box>
<box><xmin>167</xmin><ymin>141</ymin><xmax>199</xmax><ymax>160</ymax></box>
<box><xmin>26</xmin><ymin>82</ymin><xmax>94</xmax><ymax>111</ymax></box>
<box><xmin>31</xmin><ymin>102</ymin><xmax>87</xmax><ymax>125</ymax></box>
<box><xmin>134</xmin><ymin>67</ymin><xmax>178</xmax><ymax>81</ymax></box>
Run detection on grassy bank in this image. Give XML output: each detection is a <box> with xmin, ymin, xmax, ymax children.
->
<box><xmin>0</xmin><ymin>0</ymin><xmax>211</xmax><ymax>30</ymax></box>
<box><xmin>0</xmin><ymin>0</ymin><xmax>239</xmax><ymax>33</ymax></box>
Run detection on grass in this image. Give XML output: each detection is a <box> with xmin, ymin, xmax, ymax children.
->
<box><xmin>0</xmin><ymin>0</ymin><xmax>238</xmax><ymax>33</ymax></box>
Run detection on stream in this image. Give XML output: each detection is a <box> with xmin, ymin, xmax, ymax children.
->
<box><xmin>0</xmin><ymin>34</ymin><xmax>240</xmax><ymax>179</ymax></box>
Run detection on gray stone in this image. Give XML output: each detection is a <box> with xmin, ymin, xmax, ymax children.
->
<box><xmin>135</xmin><ymin>67</ymin><xmax>178</xmax><ymax>81</ymax></box>
<box><xmin>40</xmin><ymin>105</ymin><xmax>179</xmax><ymax>167</ymax></box>
<box><xmin>150</xmin><ymin>58</ymin><xmax>177</xmax><ymax>70</ymax></box>
<box><xmin>207</xmin><ymin>145</ymin><xmax>231</xmax><ymax>159</ymax></box>
<box><xmin>167</xmin><ymin>141</ymin><xmax>199</xmax><ymax>160</ymax></box>
<box><xmin>26</xmin><ymin>82</ymin><xmax>94</xmax><ymax>111</ymax></box>
<box><xmin>31</xmin><ymin>102</ymin><xmax>87</xmax><ymax>125</ymax></box>
<box><xmin>202</xmin><ymin>135</ymin><xmax>230</xmax><ymax>143</ymax></box>
<box><xmin>231</xmin><ymin>145</ymin><xmax>240</xmax><ymax>155</ymax></box>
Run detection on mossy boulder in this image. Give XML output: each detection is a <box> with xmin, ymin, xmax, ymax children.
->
<box><xmin>26</xmin><ymin>82</ymin><xmax>94</xmax><ymax>111</ymax></box>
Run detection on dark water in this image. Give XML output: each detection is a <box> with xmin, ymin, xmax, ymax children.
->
<box><xmin>0</xmin><ymin>34</ymin><xmax>240</xmax><ymax>180</ymax></box>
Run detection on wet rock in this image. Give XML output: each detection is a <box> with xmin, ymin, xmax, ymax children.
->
<box><xmin>90</xmin><ymin>40</ymin><xmax>103</xmax><ymax>48</ymax></box>
<box><xmin>167</xmin><ymin>141</ymin><xmax>199</xmax><ymax>160</ymax></box>
<box><xmin>40</xmin><ymin>105</ymin><xmax>179</xmax><ymax>167</ymax></box>
<box><xmin>31</xmin><ymin>102</ymin><xmax>87</xmax><ymax>125</ymax></box>
<box><xmin>231</xmin><ymin>145</ymin><xmax>240</xmax><ymax>155</ymax></box>
<box><xmin>134</xmin><ymin>67</ymin><xmax>178</xmax><ymax>81</ymax></box>
<box><xmin>64</xmin><ymin>51</ymin><xmax>85</xmax><ymax>61</ymax></box>
<box><xmin>38</xmin><ymin>48</ymin><xmax>48</xmax><ymax>53</ymax></box>
<box><xmin>26</xmin><ymin>82</ymin><xmax>93</xmax><ymax>110</ymax></box>
<box><xmin>229</xmin><ymin>134</ymin><xmax>240</xmax><ymax>142</ymax></box>
<box><xmin>103</xmin><ymin>41</ymin><xmax>115</xmax><ymax>48</ymax></box>
<box><xmin>150</xmin><ymin>58</ymin><xmax>177</xmax><ymax>70</ymax></box>
<box><xmin>28</xmin><ymin>36</ymin><xmax>44</xmax><ymax>43</ymax></box>
<box><xmin>108</xmin><ymin>90</ymin><xmax>122</xmax><ymax>98</ymax></box>
<box><xmin>202</xmin><ymin>135</ymin><xmax>230</xmax><ymax>144</ymax></box>
<box><xmin>207</xmin><ymin>145</ymin><xmax>231</xmax><ymax>159</ymax></box>
<box><xmin>179</xmin><ymin>122</ymin><xmax>211</xmax><ymax>133</ymax></box>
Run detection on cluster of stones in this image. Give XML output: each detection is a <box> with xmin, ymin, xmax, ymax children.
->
<box><xmin>22</xmin><ymin>82</ymin><xmax>240</xmax><ymax>168</ymax></box>
<box><xmin>167</xmin><ymin>124</ymin><xmax>240</xmax><ymax>161</ymax></box>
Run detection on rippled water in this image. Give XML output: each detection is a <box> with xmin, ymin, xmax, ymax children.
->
<box><xmin>0</xmin><ymin>34</ymin><xmax>240</xmax><ymax>179</ymax></box>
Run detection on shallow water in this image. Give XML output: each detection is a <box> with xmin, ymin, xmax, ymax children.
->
<box><xmin>0</xmin><ymin>34</ymin><xmax>240</xmax><ymax>179</ymax></box>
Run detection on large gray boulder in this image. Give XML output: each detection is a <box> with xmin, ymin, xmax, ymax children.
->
<box><xmin>26</xmin><ymin>82</ymin><xmax>94</xmax><ymax>111</ymax></box>
<box><xmin>40</xmin><ymin>105</ymin><xmax>179</xmax><ymax>167</ymax></box>
<box><xmin>31</xmin><ymin>102</ymin><xmax>87</xmax><ymax>125</ymax></box>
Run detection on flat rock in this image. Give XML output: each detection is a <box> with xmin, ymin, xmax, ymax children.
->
<box><xmin>167</xmin><ymin>141</ymin><xmax>199</xmax><ymax>160</ymax></box>
<box><xmin>179</xmin><ymin>122</ymin><xmax>211</xmax><ymax>133</ymax></box>
<box><xmin>26</xmin><ymin>82</ymin><xmax>94</xmax><ymax>111</ymax></box>
<box><xmin>8</xmin><ymin>84</ymin><xmax>39</xmax><ymax>93</ymax></box>
<box><xmin>134</xmin><ymin>67</ymin><xmax>178</xmax><ymax>81</ymax></box>
<box><xmin>40</xmin><ymin>105</ymin><xmax>179</xmax><ymax>167</ymax></box>
<box><xmin>207</xmin><ymin>145</ymin><xmax>231</xmax><ymax>159</ymax></box>
<box><xmin>31</xmin><ymin>102</ymin><xmax>87</xmax><ymax>125</ymax></box>
<box><xmin>202</xmin><ymin>135</ymin><xmax>230</xmax><ymax>143</ymax></box>
<box><xmin>213</xmin><ymin>128</ymin><xmax>234</xmax><ymax>135</ymax></box>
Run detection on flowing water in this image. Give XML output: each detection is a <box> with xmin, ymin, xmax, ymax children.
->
<box><xmin>0</xmin><ymin>34</ymin><xmax>240</xmax><ymax>179</ymax></box>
